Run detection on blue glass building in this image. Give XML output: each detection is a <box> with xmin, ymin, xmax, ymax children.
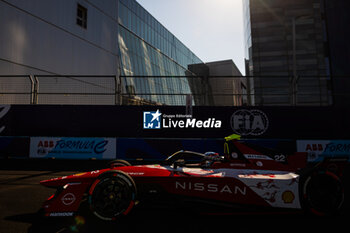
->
<box><xmin>118</xmin><ymin>0</ymin><xmax>203</xmax><ymax>105</ymax></box>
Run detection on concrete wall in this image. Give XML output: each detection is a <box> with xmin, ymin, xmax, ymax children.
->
<box><xmin>0</xmin><ymin>0</ymin><xmax>119</xmax><ymax>75</ymax></box>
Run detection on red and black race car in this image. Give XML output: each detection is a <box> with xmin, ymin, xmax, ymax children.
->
<box><xmin>40</xmin><ymin>135</ymin><xmax>345</xmax><ymax>220</ymax></box>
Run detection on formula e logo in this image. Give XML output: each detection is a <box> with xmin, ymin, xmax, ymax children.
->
<box><xmin>143</xmin><ymin>110</ymin><xmax>162</xmax><ymax>129</ymax></box>
<box><xmin>231</xmin><ymin>109</ymin><xmax>269</xmax><ymax>136</ymax></box>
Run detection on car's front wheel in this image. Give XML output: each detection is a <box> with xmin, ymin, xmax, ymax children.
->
<box><xmin>108</xmin><ymin>159</ymin><xmax>131</xmax><ymax>168</ymax></box>
<box><xmin>88</xmin><ymin>170</ymin><xmax>136</xmax><ymax>221</ymax></box>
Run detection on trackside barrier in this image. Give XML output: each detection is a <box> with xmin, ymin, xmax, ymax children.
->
<box><xmin>0</xmin><ymin>136</ymin><xmax>30</xmax><ymax>158</ymax></box>
<box><xmin>2</xmin><ymin>136</ymin><xmax>350</xmax><ymax>164</ymax></box>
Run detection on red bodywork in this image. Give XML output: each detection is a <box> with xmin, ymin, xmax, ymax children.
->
<box><xmin>40</xmin><ymin>141</ymin><xmax>309</xmax><ymax>217</ymax></box>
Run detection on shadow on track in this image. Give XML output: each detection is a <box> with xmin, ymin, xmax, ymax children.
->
<box><xmin>5</xmin><ymin>204</ymin><xmax>348</xmax><ymax>233</ymax></box>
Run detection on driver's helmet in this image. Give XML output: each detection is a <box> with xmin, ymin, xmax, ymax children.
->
<box><xmin>204</xmin><ymin>152</ymin><xmax>222</xmax><ymax>162</ymax></box>
<box><xmin>204</xmin><ymin>152</ymin><xmax>219</xmax><ymax>157</ymax></box>
<box><xmin>202</xmin><ymin>152</ymin><xmax>220</xmax><ymax>167</ymax></box>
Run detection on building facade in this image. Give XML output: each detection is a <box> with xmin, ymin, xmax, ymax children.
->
<box><xmin>323</xmin><ymin>0</ymin><xmax>350</xmax><ymax>106</ymax></box>
<box><xmin>206</xmin><ymin>60</ymin><xmax>247</xmax><ymax>106</ymax></box>
<box><xmin>0</xmin><ymin>0</ymin><xmax>206</xmax><ymax>105</ymax></box>
<box><xmin>189</xmin><ymin>60</ymin><xmax>246</xmax><ymax>106</ymax></box>
<box><xmin>243</xmin><ymin>0</ymin><xmax>332</xmax><ymax>106</ymax></box>
<box><xmin>0</xmin><ymin>0</ymin><xmax>119</xmax><ymax>75</ymax></box>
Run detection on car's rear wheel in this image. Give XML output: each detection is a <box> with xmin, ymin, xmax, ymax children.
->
<box><xmin>302</xmin><ymin>170</ymin><xmax>344</xmax><ymax>215</ymax></box>
<box><xmin>88</xmin><ymin>171</ymin><xmax>136</xmax><ymax>221</ymax></box>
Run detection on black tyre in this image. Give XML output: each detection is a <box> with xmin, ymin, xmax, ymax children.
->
<box><xmin>88</xmin><ymin>170</ymin><xmax>136</xmax><ymax>221</ymax></box>
<box><xmin>108</xmin><ymin>159</ymin><xmax>131</xmax><ymax>168</ymax></box>
<box><xmin>301</xmin><ymin>170</ymin><xmax>344</xmax><ymax>216</ymax></box>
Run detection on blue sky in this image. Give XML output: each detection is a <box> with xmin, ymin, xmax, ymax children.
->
<box><xmin>136</xmin><ymin>0</ymin><xmax>245</xmax><ymax>74</ymax></box>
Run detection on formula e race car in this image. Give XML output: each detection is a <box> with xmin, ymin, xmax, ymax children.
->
<box><xmin>40</xmin><ymin>135</ymin><xmax>345</xmax><ymax>220</ymax></box>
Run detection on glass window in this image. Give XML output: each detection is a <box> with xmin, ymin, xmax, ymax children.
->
<box><xmin>140</xmin><ymin>20</ymin><xmax>144</xmax><ymax>39</ymax></box>
<box><xmin>125</xmin><ymin>0</ymin><xmax>132</xmax><ymax>9</ymax></box>
<box><xmin>124</xmin><ymin>29</ymin><xmax>130</xmax><ymax>49</ymax></box>
<box><xmin>151</xmin><ymin>49</ymin><xmax>156</xmax><ymax>65</ymax></box>
<box><xmin>118</xmin><ymin>4</ymin><xmax>122</xmax><ymax>24</ymax></box>
<box><xmin>76</xmin><ymin>4</ymin><xmax>87</xmax><ymax>29</ymax></box>
<box><xmin>130</xmin><ymin>34</ymin><xmax>135</xmax><ymax>52</ymax></box>
<box><xmin>161</xmin><ymin>26</ymin><xmax>165</xmax><ymax>37</ymax></box>
<box><xmin>146</xmin><ymin>25</ymin><xmax>150</xmax><ymax>42</ymax></box>
<box><xmin>146</xmin><ymin>12</ymin><xmax>150</xmax><ymax>26</ymax></box>
<box><xmin>157</xmin><ymin>33</ymin><xmax>162</xmax><ymax>49</ymax></box>
<box><xmin>136</xmin><ymin>3</ymin><xmax>141</xmax><ymax>18</ymax></box>
<box><xmin>156</xmin><ymin>21</ymin><xmax>160</xmax><ymax>33</ymax></box>
<box><xmin>140</xmin><ymin>7</ymin><xmax>145</xmax><ymax>21</ymax></box>
<box><xmin>149</xmin><ymin>29</ymin><xmax>153</xmax><ymax>46</ymax></box>
<box><xmin>131</xmin><ymin>12</ymin><xmax>136</xmax><ymax>33</ymax></box>
<box><xmin>127</xmin><ymin>9</ymin><xmax>132</xmax><ymax>29</ymax></box>
<box><xmin>130</xmin><ymin>0</ymin><xmax>136</xmax><ymax>12</ymax></box>
<box><xmin>135</xmin><ymin>17</ymin><xmax>140</xmax><ymax>35</ymax></box>
<box><xmin>140</xmin><ymin>56</ymin><xmax>146</xmax><ymax>75</ymax></box>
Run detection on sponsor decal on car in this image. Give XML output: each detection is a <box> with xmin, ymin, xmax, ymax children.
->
<box><xmin>49</xmin><ymin>212</ymin><xmax>74</xmax><ymax>217</ymax></box>
<box><xmin>126</xmin><ymin>172</ymin><xmax>145</xmax><ymax>176</ymax></box>
<box><xmin>61</xmin><ymin>193</ymin><xmax>76</xmax><ymax>206</ymax></box>
<box><xmin>238</xmin><ymin>172</ymin><xmax>301</xmax><ymax>208</ymax></box>
<box><xmin>244</xmin><ymin>154</ymin><xmax>273</xmax><ymax>160</ymax></box>
<box><xmin>282</xmin><ymin>190</ymin><xmax>295</xmax><ymax>204</ymax></box>
<box><xmin>175</xmin><ymin>181</ymin><xmax>247</xmax><ymax>195</ymax></box>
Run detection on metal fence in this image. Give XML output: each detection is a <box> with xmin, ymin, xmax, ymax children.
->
<box><xmin>0</xmin><ymin>75</ymin><xmax>346</xmax><ymax>106</ymax></box>
<box><xmin>248</xmin><ymin>75</ymin><xmax>332</xmax><ymax>106</ymax></box>
<box><xmin>35</xmin><ymin>75</ymin><xmax>121</xmax><ymax>105</ymax></box>
<box><xmin>0</xmin><ymin>75</ymin><xmax>34</xmax><ymax>104</ymax></box>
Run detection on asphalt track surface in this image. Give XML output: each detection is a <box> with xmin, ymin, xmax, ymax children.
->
<box><xmin>0</xmin><ymin>159</ymin><xmax>349</xmax><ymax>233</ymax></box>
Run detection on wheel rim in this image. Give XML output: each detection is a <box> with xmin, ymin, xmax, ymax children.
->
<box><xmin>90</xmin><ymin>176</ymin><xmax>134</xmax><ymax>220</ymax></box>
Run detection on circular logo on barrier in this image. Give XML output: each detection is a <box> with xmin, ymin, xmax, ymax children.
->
<box><xmin>230</xmin><ymin>109</ymin><xmax>269</xmax><ymax>136</ymax></box>
<box><xmin>61</xmin><ymin>193</ymin><xmax>76</xmax><ymax>206</ymax></box>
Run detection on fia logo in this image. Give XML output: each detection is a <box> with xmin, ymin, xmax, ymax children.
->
<box><xmin>230</xmin><ymin>109</ymin><xmax>269</xmax><ymax>136</ymax></box>
<box><xmin>143</xmin><ymin>110</ymin><xmax>162</xmax><ymax>129</ymax></box>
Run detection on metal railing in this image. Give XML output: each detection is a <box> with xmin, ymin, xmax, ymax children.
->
<box><xmin>0</xmin><ymin>75</ymin><xmax>346</xmax><ymax>106</ymax></box>
<box><xmin>0</xmin><ymin>75</ymin><xmax>34</xmax><ymax>104</ymax></box>
<box><xmin>0</xmin><ymin>75</ymin><xmax>122</xmax><ymax>105</ymax></box>
<box><xmin>34</xmin><ymin>75</ymin><xmax>122</xmax><ymax>105</ymax></box>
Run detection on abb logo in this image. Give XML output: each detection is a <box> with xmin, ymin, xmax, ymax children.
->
<box><xmin>305</xmin><ymin>144</ymin><xmax>324</xmax><ymax>152</ymax></box>
<box><xmin>38</xmin><ymin>141</ymin><xmax>55</xmax><ymax>148</ymax></box>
